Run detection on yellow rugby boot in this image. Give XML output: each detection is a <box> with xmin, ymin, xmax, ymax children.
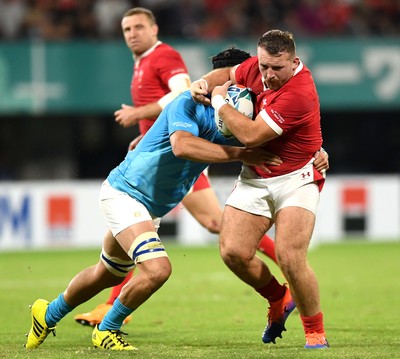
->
<box><xmin>92</xmin><ymin>325</ymin><xmax>138</xmax><ymax>351</ymax></box>
<box><xmin>25</xmin><ymin>299</ymin><xmax>56</xmax><ymax>349</ymax></box>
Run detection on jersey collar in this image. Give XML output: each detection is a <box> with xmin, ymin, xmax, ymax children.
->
<box><xmin>293</xmin><ymin>60</ymin><xmax>304</xmax><ymax>76</ymax></box>
<box><xmin>133</xmin><ymin>41</ymin><xmax>162</xmax><ymax>62</ymax></box>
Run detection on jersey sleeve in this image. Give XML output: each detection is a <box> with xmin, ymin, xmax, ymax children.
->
<box><xmin>235</xmin><ymin>57</ymin><xmax>259</xmax><ymax>86</ymax></box>
<box><xmin>155</xmin><ymin>48</ymin><xmax>188</xmax><ymax>87</ymax></box>
<box><xmin>259</xmin><ymin>89</ymin><xmax>314</xmax><ymax>135</ymax></box>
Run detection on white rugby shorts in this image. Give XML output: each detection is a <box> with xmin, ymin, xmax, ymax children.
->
<box><xmin>99</xmin><ymin>180</ymin><xmax>161</xmax><ymax>237</ymax></box>
<box><xmin>226</xmin><ymin>160</ymin><xmax>320</xmax><ymax>220</ymax></box>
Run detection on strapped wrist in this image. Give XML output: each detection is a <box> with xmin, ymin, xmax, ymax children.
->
<box><xmin>211</xmin><ymin>95</ymin><xmax>228</xmax><ymax>113</ymax></box>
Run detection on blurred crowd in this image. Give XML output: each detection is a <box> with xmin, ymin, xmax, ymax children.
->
<box><xmin>0</xmin><ymin>0</ymin><xmax>399</xmax><ymax>40</ymax></box>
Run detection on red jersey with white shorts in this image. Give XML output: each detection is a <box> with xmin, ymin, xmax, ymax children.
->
<box><xmin>131</xmin><ymin>41</ymin><xmax>188</xmax><ymax>135</ymax></box>
<box><xmin>235</xmin><ymin>56</ymin><xmax>324</xmax><ymax>188</ymax></box>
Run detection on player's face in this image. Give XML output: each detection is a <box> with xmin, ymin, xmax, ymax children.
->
<box><xmin>121</xmin><ymin>14</ymin><xmax>158</xmax><ymax>56</ymax></box>
<box><xmin>257</xmin><ymin>47</ymin><xmax>299</xmax><ymax>91</ymax></box>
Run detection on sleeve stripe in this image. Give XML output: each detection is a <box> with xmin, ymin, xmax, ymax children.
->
<box><xmin>259</xmin><ymin>108</ymin><xmax>283</xmax><ymax>135</ymax></box>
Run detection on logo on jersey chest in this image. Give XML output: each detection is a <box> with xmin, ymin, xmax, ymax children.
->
<box><xmin>262</xmin><ymin>98</ymin><xmax>267</xmax><ymax>107</ymax></box>
<box><xmin>134</xmin><ymin>69</ymin><xmax>144</xmax><ymax>87</ymax></box>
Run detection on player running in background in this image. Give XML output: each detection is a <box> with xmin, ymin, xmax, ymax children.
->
<box><xmin>73</xmin><ymin>7</ymin><xmax>287</xmax><ymax>328</ymax></box>
<box><xmin>192</xmin><ymin>30</ymin><xmax>329</xmax><ymax>349</ymax></box>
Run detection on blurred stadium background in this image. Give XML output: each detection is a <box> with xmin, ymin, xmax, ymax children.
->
<box><xmin>0</xmin><ymin>0</ymin><xmax>400</xmax><ymax>249</ymax></box>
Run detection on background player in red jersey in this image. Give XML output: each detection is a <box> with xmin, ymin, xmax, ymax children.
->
<box><xmin>192</xmin><ymin>30</ymin><xmax>329</xmax><ymax>349</ymax></box>
<box><xmin>74</xmin><ymin>8</ymin><xmax>294</xmax><ymax>327</ymax></box>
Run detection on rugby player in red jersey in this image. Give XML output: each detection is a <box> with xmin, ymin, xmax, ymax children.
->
<box><xmin>192</xmin><ymin>30</ymin><xmax>329</xmax><ymax>349</ymax></box>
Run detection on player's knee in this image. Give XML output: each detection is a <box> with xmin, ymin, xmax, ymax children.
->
<box><xmin>220</xmin><ymin>241</ymin><xmax>251</xmax><ymax>268</ymax></box>
<box><xmin>128</xmin><ymin>231</ymin><xmax>171</xmax><ymax>288</ymax></box>
<box><xmin>137</xmin><ymin>257</ymin><xmax>172</xmax><ymax>293</ymax></box>
<box><xmin>276</xmin><ymin>248</ymin><xmax>305</xmax><ymax>277</ymax></box>
<box><xmin>148</xmin><ymin>258</ymin><xmax>172</xmax><ymax>287</ymax></box>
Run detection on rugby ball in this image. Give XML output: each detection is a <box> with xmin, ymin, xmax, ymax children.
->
<box><xmin>215</xmin><ymin>84</ymin><xmax>254</xmax><ymax>138</ymax></box>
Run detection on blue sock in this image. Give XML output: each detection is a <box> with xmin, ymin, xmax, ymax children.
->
<box><xmin>98</xmin><ymin>298</ymin><xmax>134</xmax><ymax>331</ymax></box>
<box><xmin>45</xmin><ymin>293</ymin><xmax>74</xmax><ymax>327</ymax></box>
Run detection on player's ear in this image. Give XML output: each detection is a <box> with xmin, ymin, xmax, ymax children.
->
<box><xmin>153</xmin><ymin>24</ymin><xmax>159</xmax><ymax>36</ymax></box>
<box><xmin>292</xmin><ymin>57</ymin><xmax>300</xmax><ymax>71</ymax></box>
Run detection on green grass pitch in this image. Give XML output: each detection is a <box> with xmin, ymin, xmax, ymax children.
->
<box><xmin>1</xmin><ymin>240</ymin><xmax>399</xmax><ymax>358</ymax></box>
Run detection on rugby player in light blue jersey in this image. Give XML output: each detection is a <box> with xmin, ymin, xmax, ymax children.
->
<box><xmin>25</xmin><ymin>49</ymin><xmax>282</xmax><ymax>351</ymax></box>
<box><xmin>108</xmin><ymin>90</ymin><xmax>252</xmax><ymax>218</ymax></box>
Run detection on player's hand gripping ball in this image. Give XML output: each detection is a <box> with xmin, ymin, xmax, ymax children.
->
<box><xmin>214</xmin><ymin>85</ymin><xmax>254</xmax><ymax>138</ymax></box>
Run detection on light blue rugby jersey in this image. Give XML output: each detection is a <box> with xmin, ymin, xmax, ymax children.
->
<box><xmin>107</xmin><ymin>90</ymin><xmax>234</xmax><ymax>218</ymax></box>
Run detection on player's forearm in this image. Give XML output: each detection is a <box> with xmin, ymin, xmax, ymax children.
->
<box><xmin>172</xmin><ymin>136</ymin><xmax>242</xmax><ymax>163</ymax></box>
<box><xmin>201</xmin><ymin>68</ymin><xmax>232</xmax><ymax>93</ymax></box>
<box><xmin>140</xmin><ymin>102</ymin><xmax>163</xmax><ymax>119</ymax></box>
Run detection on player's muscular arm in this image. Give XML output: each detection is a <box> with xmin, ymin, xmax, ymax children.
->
<box><xmin>212</xmin><ymin>81</ymin><xmax>278</xmax><ymax>148</ymax></box>
<box><xmin>221</xmin><ymin>105</ymin><xmax>278</xmax><ymax>148</ymax></box>
<box><xmin>170</xmin><ymin>131</ymin><xmax>277</xmax><ymax>172</ymax></box>
<box><xmin>191</xmin><ymin>67</ymin><xmax>234</xmax><ymax>105</ymax></box>
<box><xmin>114</xmin><ymin>102</ymin><xmax>162</xmax><ymax>128</ymax></box>
<box><xmin>171</xmin><ymin>130</ymin><xmax>239</xmax><ymax>163</ymax></box>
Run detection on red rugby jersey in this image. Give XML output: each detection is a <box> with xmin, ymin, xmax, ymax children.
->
<box><xmin>131</xmin><ymin>42</ymin><xmax>188</xmax><ymax>135</ymax></box>
<box><xmin>235</xmin><ymin>57</ymin><xmax>323</xmax><ymax>182</ymax></box>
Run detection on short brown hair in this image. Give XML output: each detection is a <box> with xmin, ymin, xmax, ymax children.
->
<box><xmin>123</xmin><ymin>7</ymin><xmax>157</xmax><ymax>25</ymax></box>
<box><xmin>258</xmin><ymin>30</ymin><xmax>296</xmax><ymax>57</ymax></box>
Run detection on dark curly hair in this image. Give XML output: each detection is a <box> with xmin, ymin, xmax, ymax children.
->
<box><xmin>211</xmin><ymin>47</ymin><xmax>251</xmax><ymax>69</ymax></box>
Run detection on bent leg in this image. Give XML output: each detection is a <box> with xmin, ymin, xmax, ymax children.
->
<box><xmin>64</xmin><ymin>230</ymin><xmax>129</xmax><ymax>307</ymax></box>
<box><xmin>105</xmin><ymin>221</ymin><xmax>172</xmax><ymax>311</ymax></box>
<box><xmin>219</xmin><ymin>205</ymin><xmax>273</xmax><ymax>288</ymax></box>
